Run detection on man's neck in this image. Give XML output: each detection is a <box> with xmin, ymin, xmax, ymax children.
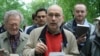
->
<box><xmin>7</xmin><ymin>32</ymin><xmax>20</xmax><ymax>39</ymax></box>
<box><xmin>75</xmin><ymin>19</ymin><xmax>85</xmax><ymax>24</ymax></box>
<box><xmin>47</xmin><ymin>27</ymin><xmax>61</xmax><ymax>35</ymax></box>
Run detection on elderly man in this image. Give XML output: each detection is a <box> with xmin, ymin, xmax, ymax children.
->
<box><xmin>23</xmin><ymin>5</ymin><xmax>79</xmax><ymax>56</ymax></box>
<box><xmin>64</xmin><ymin>3</ymin><xmax>95</xmax><ymax>51</ymax></box>
<box><xmin>0</xmin><ymin>10</ymin><xmax>28</xmax><ymax>56</ymax></box>
<box><xmin>80</xmin><ymin>16</ymin><xmax>100</xmax><ymax>56</ymax></box>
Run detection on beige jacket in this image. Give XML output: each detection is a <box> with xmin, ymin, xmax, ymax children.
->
<box><xmin>23</xmin><ymin>26</ymin><xmax>79</xmax><ymax>56</ymax></box>
<box><xmin>0</xmin><ymin>31</ymin><xmax>28</xmax><ymax>56</ymax></box>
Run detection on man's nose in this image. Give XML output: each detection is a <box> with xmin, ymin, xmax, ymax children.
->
<box><xmin>12</xmin><ymin>25</ymin><xmax>17</xmax><ymax>29</ymax></box>
<box><xmin>52</xmin><ymin>16</ymin><xmax>56</xmax><ymax>20</ymax></box>
<box><xmin>40</xmin><ymin>17</ymin><xmax>43</xmax><ymax>20</ymax></box>
<box><xmin>79</xmin><ymin>12</ymin><xmax>82</xmax><ymax>15</ymax></box>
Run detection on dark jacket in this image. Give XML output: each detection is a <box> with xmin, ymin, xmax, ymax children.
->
<box><xmin>80</xmin><ymin>34</ymin><xmax>100</xmax><ymax>56</ymax></box>
<box><xmin>64</xmin><ymin>19</ymin><xmax>95</xmax><ymax>50</ymax></box>
<box><xmin>26</xmin><ymin>25</ymin><xmax>38</xmax><ymax>34</ymax></box>
<box><xmin>0</xmin><ymin>25</ymin><xmax>6</xmax><ymax>33</ymax></box>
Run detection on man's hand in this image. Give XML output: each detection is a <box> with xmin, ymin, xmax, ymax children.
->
<box><xmin>77</xmin><ymin>33</ymin><xmax>86</xmax><ymax>44</ymax></box>
<box><xmin>0</xmin><ymin>48</ymin><xmax>9</xmax><ymax>56</ymax></box>
<box><xmin>35</xmin><ymin>42</ymin><xmax>48</xmax><ymax>54</ymax></box>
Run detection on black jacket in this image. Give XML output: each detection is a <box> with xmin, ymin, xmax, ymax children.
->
<box><xmin>80</xmin><ymin>34</ymin><xmax>100</xmax><ymax>56</ymax></box>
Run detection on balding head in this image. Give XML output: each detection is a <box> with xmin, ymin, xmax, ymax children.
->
<box><xmin>47</xmin><ymin>4</ymin><xmax>63</xmax><ymax>15</ymax></box>
<box><xmin>73</xmin><ymin>4</ymin><xmax>87</xmax><ymax>22</ymax></box>
<box><xmin>74</xmin><ymin>4</ymin><xmax>87</xmax><ymax>11</ymax></box>
<box><xmin>46</xmin><ymin>4</ymin><xmax>64</xmax><ymax>34</ymax></box>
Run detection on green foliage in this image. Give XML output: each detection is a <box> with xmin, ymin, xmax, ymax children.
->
<box><xmin>0</xmin><ymin>0</ymin><xmax>24</xmax><ymax>23</ymax></box>
<box><xmin>0</xmin><ymin>0</ymin><xmax>100</xmax><ymax>26</ymax></box>
<box><xmin>57</xmin><ymin>0</ymin><xmax>100</xmax><ymax>23</ymax></box>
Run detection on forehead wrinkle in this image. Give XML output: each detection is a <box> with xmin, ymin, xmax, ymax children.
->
<box><xmin>47</xmin><ymin>5</ymin><xmax>63</xmax><ymax>15</ymax></box>
<box><xmin>74</xmin><ymin>4</ymin><xmax>87</xmax><ymax>11</ymax></box>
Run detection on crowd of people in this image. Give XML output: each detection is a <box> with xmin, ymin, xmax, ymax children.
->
<box><xmin>0</xmin><ymin>3</ymin><xmax>100</xmax><ymax>56</ymax></box>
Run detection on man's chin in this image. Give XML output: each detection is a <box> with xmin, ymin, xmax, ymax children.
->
<box><xmin>78</xmin><ymin>17</ymin><xmax>84</xmax><ymax>20</ymax></box>
<box><xmin>10</xmin><ymin>32</ymin><xmax>18</xmax><ymax>35</ymax></box>
<box><xmin>50</xmin><ymin>26</ymin><xmax>58</xmax><ymax>30</ymax></box>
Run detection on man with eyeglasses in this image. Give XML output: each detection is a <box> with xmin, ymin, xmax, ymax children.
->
<box><xmin>0</xmin><ymin>10</ymin><xmax>28</xmax><ymax>56</ymax></box>
<box><xmin>23</xmin><ymin>4</ymin><xmax>79</xmax><ymax>56</ymax></box>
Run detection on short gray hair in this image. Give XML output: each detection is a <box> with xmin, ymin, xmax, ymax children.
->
<box><xmin>4</xmin><ymin>10</ymin><xmax>24</xmax><ymax>24</ymax></box>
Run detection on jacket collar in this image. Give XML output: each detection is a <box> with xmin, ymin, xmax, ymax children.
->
<box><xmin>3</xmin><ymin>31</ymin><xmax>26</xmax><ymax>42</ymax></box>
<box><xmin>72</xmin><ymin>19</ymin><xmax>89</xmax><ymax>27</ymax></box>
<box><xmin>94</xmin><ymin>35</ymin><xmax>100</xmax><ymax>47</ymax></box>
<box><xmin>38</xmin><ymin>25</ymin><xmax>68</xmax><ymax>47</ymax></box>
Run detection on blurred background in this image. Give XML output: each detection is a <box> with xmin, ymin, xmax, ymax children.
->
<box><xmin>0</xmin><ymin>0</ymin><xmax>100</xmax><ymax>27</ymax></box>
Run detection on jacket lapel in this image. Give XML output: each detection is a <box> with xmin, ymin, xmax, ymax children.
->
<box><xmin>1</xmin><ymin>32</ymin><xmax>12</xmax><ymax>52</ymax></box>
<box><xmin>16</xmin><ymin>33</ymin><xmax>26</xmax><ymax>53</ymax></box>
<box><xmin>38</xmin><ymin>26</ymin><xmax>67</xmax><ymax>47</ymax></box>
<box><xmin>94</xmin><ymin>36</ymin><xmax>100</xmax><ymax>47</ymax></box>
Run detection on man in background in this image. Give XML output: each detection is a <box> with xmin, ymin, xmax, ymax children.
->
<box><xmin>64</xmin><ymin>3</ymin><xmax>95</xmax><ymax>51</ymax></box>
<box><xmin>25</xmin><ymin>8</ymin><xmax>47</xmax><ymax>34</ymax></box>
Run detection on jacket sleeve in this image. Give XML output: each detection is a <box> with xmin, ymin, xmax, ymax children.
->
<box><xmin>23</xmin><ymin>30</ymin><xmax>38</xmax><ymax>56</ymax></box>
<box><xmin>64</xmin><ymin>29</ymin><xmax>79</xmax><ymax>56</ymax></box>
<box><xmin>80</xmin><ymin>36</ymin><xmax>94</xmax><ymax>56</ymax></box>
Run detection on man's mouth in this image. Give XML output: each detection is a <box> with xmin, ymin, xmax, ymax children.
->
<box><xmin>50</xmin><ymin>23</ymin><xmax>57</xmax><ymax>25</ymax></box>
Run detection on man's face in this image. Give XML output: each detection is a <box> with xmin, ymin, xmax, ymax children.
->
<box><xmin>74</xmin><ymin>4</ymin><xmax>87</xmax><ymax>21</ymax></box>
<box><xmin>36</xmin><ymin>11</ymin><xmax>47</xmax><ymax>26</ymax></box>
<box><xmin>5</xmin><ymin>15</ymin><xmax>21</xmax><ymax>35</ymax></box>
<box><xmin>47</xmin><ymin>8</ymin><xmax>63</xmax><ymax>30</ymax></box>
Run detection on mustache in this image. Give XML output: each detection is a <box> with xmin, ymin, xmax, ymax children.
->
<box><xmin>78</xmin><ymin>15</ymin><xmax>83</xmax><ymax>17</ymax></box>
<box><xmin>50</xmin><ymin>23</ymin><xmax>57</xmax><ymax>25</ymax></box>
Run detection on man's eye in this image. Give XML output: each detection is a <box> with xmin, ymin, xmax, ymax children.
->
<box><xmin>55</xmin><ymin>14</ymin><xmax>60</xmax><ymax>17</ymax></box>
<box><xmin>76</xmin><ymin>11</ymin><xmax>80</xmax><ymax>13</ymax></box>
<box><xmin>48</xmin><ymin>14</ymin><xmax>53</xmax><ymax>17</ymax></box>
<box><xmin>42</xmin><ymin>16</ymin><xmax>45</xmax><ymax>18</ymax></box>
<box><xmin>81</xmin><ymin>11</ymin><xmax>84</xmax><ymax>13</ymax></box>
<box><xmin>48</xmin><ymin>14</ymin><xmax>60</xmax><ymax>17</ymax></box>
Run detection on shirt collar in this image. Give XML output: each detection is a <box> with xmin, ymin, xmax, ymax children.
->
<box><xmin>47</xmin><ymin>27</ymin><xmax>61</xmax><ymax>35</ymax></box>
<box><xmin>8</xmin><ymin>32</ymin><xmax>20</xmax><ymax>41</ymax></box>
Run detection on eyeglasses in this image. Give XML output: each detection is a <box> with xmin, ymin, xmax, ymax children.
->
<box><xmin>48</xmin><ymin>13</ymin><xmax>61</xmax><ymax>18</ymax></box>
